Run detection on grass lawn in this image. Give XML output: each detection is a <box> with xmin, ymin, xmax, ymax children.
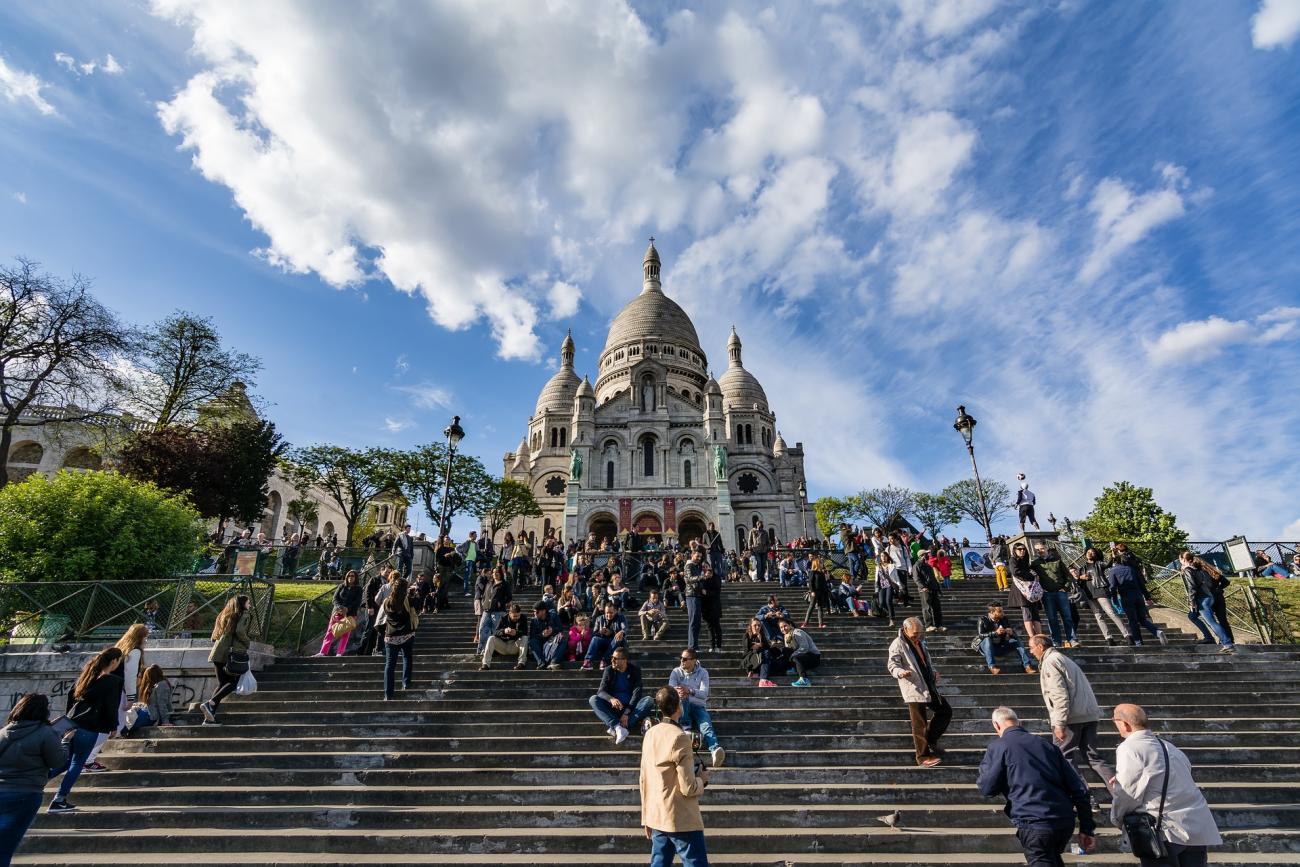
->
<box><xmin>272</xmin><ymin>580</ymin><xmax>337</xmax><ymax>603</ymax></box>
<box><xmin>1261</xmin><ymin>578</ymin><xmax>1300</xmax><ymax>626</ymax></box>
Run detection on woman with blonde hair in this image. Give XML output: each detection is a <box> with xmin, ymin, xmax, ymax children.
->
<box><xmin>81</xmin><ymin>623</ymin><xmax>149</xmax><ymax>769</ymax></box>
<box><xmin>200</xmin><ymin>595</ymin><xmax>251</xmax><ymax>725</ymax></box>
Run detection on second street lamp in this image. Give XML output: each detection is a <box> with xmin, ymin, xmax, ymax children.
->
<box><xmin>953</xmin><ymin>405</ymin><xmax>993</xmax><ymax>546</ymax></box>
<box><xmin>438</xmin><ymin>415</ymin><xmax>465</xmax><ymax>539</ymax></box>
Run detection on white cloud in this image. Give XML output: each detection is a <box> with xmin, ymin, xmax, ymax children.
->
<box><xmin>53</xmin><ymin>51</ymin><xmax>125</xmax><ymax>77</ymax></box>
<box><xmin>383</xmin><ymin>417</ymin><xmax>413</xmax><ymax>434</ymax></box>
<box><xmin>885</xmin><ymin>111</ymin><xmax>977</xmax><ymax>215</ymax></box>
<box><xmin>1148</xmin><ymin>306</ymin><xmax>1300</xmax><ymax>364</ymax></box>
<box><xmin>1281</xmin><ymin>518</ymin><xmax>1300</xmax><ymax>540</ymax></box>
<box><xmin>547</xmin><ymin>281</ymin><xmax>582</xmax><ymax>319</ymax></box>
<box><xmin>1079</xmin><ymin>166</ymin><xmax>1189</xmax><ymax>282</ymax></box>
<box><xmin>390</xmin><ymin>381</ymin><xmax>453</xmax><ymax>411</ymax></box>
<box><xmin>394</xmin><ymin>354</ymin><xmax>409</xmax><ymax>373</ymax></box>
<box><xmin>11</xmin><ymin>192</ymin><xmax>26</xmax><ymax>205</ymax></box>
<box><xmin>1252</xmin><ymin>0</ymin><xmax>1300</xmax><ymax>49</ymax></box>
<box><xmin>0</xmin><ymin>56</ymin><xmax>56</xmax><ymax>116</ymax></box>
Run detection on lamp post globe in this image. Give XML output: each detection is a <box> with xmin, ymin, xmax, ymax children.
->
<box><xmin>953</xmin><ymin>404</ymin><xmax>992</xmax><ymax>546</ymax></box>
<box><xmin>438</xmin><ymin>415</ymin><xmax>465</xmax><ymax>538</ymax></box>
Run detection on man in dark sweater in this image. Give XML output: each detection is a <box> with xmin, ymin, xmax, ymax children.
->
<box><xmin>977</xmin><ymin>706</ymin><xmax>1095</xmax><ymax>867</ymax></box>
<box><xmin>588</xmin><ymin>648</ymin><xmax>655</xmax><ymax>745</ymax></box>
<box><xmin>1031</xmin><ymin>542</ymin><xmax>1078</xmax><ymax>648</ymax></box>
<box><xmin>526</xmin><ymin>601</ymin><xmax>568</xmax><ymax>670</ymax></box>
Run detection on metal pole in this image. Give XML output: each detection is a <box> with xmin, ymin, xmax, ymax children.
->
<box><xmin>438</xmin><ymin>442</ymin><xmax>455</xmax><ymax>538</ymax></box>
<box><xmin>966</xmin><ymin>443</ymin><xmax>993</xmax><ymax>546</ymax></box>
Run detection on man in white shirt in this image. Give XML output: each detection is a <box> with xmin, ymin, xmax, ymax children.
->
<box><xmin>668</xmin><ymin>648</ymin><xmax>725</xmax><ymax>768</ymax></box>
<box><xmin>1109</xmin><ymin>703</ymin><xmax>1221</xmax><ymax>867</ymax></box>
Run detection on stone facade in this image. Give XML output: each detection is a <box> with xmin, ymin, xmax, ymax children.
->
<box><xmin>503</xmin><ymin>242</ymin><xmax>811</xmax><ymax>552</ymax></box>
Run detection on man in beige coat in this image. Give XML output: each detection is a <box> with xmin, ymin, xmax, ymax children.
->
<box><xmin>887</xmin><ymin>617</ymin><xmax>952</xmax><ymax>767</ymax></box>
<box><xmin>1030</xmin><ymin>634</ymin><xmax>1115</xmax><ymax>803</ymax></box>
<box><xmin>640</xmin><ymin>686</ymin><xmax>711</xmax><ymax>866</ymax></box>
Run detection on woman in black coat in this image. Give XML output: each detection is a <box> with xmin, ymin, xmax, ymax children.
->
<box><xmin>48</xmin><ymin>648</ymin><xmax>124</xmax><ymax>813</ymax></box>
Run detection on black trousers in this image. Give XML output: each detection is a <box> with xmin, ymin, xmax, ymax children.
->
<box><xmin>701</xmin><ymin>597</ymin><xmax>723</xmax><ymax>649</ymax></box>
<box><xmin>209</xmin><ymin>663</ymin><xmax>240</xmax><ymax>708</ymax></box>
<box><xmin>1140</xmin><ymin>843</ymin><xmax>1209</xmax><ymax>867</ymax></box>
<box><xmin>920</xmin><ymin>590</ymin><xmax>943</xmax><ymax>628</ymax></box>
<box><xmin>1016</xmin><ymin>825</ymin><xmax>1072</xmax><ymax>867</ymax></box>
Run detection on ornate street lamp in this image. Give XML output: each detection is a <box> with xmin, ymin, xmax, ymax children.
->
<box><xmin>953</xmin><ymin>405</ymin><xmax>993</xmax><ymax>546</ymax></box>
<box><xmin>797</xmin><ymin>481</ymin><xmax>809</xmax><ymax>543</ymax></box>
<box><xmin>439</xmin><ymin>415</ymin><xmax>465</xmax><ymax>538</ymax></box>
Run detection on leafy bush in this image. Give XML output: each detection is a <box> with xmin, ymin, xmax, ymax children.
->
<box><xmin>0</xmin><ymin>470</ymin><xmax>205</xmax><ymax>582</ymax></box>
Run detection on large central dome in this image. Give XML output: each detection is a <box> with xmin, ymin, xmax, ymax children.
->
<box><xmin>601</xmin><ymin>241</ymin><xmax>703</xmax><ymax>356</ymax></box>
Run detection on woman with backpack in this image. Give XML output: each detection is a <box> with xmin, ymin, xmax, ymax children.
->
<box><xmin>200</xmin><ymin>595</ymin><xmax>252</xmax><ymax>725</ymax></box>
<box><xmin>48</xmin><ymin>648</ymin><xmax>124</xmax><ymax>814</ymax></box>
<box><xmin>382</xmin><ymin>578</ymin><xmax>420</xmax><ymax>699</ymax></box>
<box><xmin>1006</xmin><ymin>542</ymin><xmax>1044</xmax><ymax>637</ymax></box>
<box><xmin>1073</xmin><ymin>546</ymin><xmax>1131</xmax><ymax>645</ymax></box>
<box><xmin>0</xmin><ymin>693</ymin><xmax>67</xmax><ymax>859</ymax></box>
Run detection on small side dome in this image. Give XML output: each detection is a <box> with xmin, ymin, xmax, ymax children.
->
<box><xmin>576</xmin><ymin>376</ymin><xmax>595</xmax><ymax>400</ymax></box>
<box><xmin>705</xmin><ymin>373</ymin><xmax>722</xmax><ymax>395</ymax></box>
<box><xmin>773</xmin><ymin>431</ymin><xmax>788</xmax><ymax>456</ymax></box>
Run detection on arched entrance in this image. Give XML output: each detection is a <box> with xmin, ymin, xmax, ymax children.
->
<box><xmin>587</xmin><ymin>513</ymin><xmax>618</xmax><ymax>547</ymax></box>
<box><xmin>633</xmin><ymin>512</ymin><xmax>662</xmax><ymax>543</ymax></box>
<box><xmin>677</xmin><ymin>514</ymin><xmax>707</xmax><ymax>546</ymax></box>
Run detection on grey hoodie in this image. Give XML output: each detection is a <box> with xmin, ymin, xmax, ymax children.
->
<box><xmin>0</xmin><ymin>720</ymin><xmax>67</xmax><ymax>793</ymax></box>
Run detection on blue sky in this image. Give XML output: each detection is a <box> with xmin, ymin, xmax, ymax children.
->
<box><xmin>2</xmin><ymin>0</ymin><xmax>1298</xmax><ymax>541</ymax></box>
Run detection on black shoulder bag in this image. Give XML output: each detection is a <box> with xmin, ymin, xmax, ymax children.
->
<box><xmin>1122</xmin><ymin>738</ymin><xmax>1170</xmax><ymax>860</ymax></box>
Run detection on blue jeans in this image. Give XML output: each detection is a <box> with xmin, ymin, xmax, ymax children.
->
<box><xmin>52</xmin><ymin>726</ymin><xmax>99</xmax><ymax>801</ymax></box>
<box><xmin>685</xmin><ymin>598</ymin><xmax>702</xmax><ymax>651</ymax></box>
<box><xmin>1120</xmin><ymin>587</ymin><xmax>1161</xmax><ymax>641</ymax></box>
<box><xmin>463</xmin><ymin>559</ymin><xmax>476</xmax><ymax>594</ymax></box>
<box><xmin>585</xmin><ymin>634</ymin><xmax>624</xmax><ymax>666</ymax></box>
<box><xmin>847</xmin><ymin>552</ymin><xmax>861</xmax><ymax>579</ymax></box>
<box><xmin>1193</xmin><ymin>596</ymin><xmax>1233</xmax><ymax>647</ymax></box>
<box><xmin>650</xmin><ymin>828</ymin><xmax>709</xmax><ymax>867</ymax></box>
<box><xmin>1260</xmin><ymin>565</ymin><xmax>1288</xmax><ymax>579</ymax></box>
<box><xmin>876</xmin><ymin>585</ymin><xmax>895</xmax><ymax>620</ymax></box>
<box><xmin>981</xmin><ymin>636</ymin><xmax>1032</xmax><ymax>669</ymax></box>
<box><xmin>588</xmin><ymin>694</ymin><xmax>655</xmax><ymax>730</ymax></box>
<box><xmin>0</xmin><ymin>790</ymin><xmax>42</xmax><ymax>865</ymax></box>
<box><xmin>754</xmin><ymin>554</ymin><xmax>767</xmax><ymax>582</ymax></box>
<box><xmin>384</xmin><ymin>639</ymin><xmax>413</xmax><ymax>698</ymax></box>
<box><xmin>679</xmin><ymin>702</ymin><xmax>719</xmax><ymax>751</ymax></box>
<box><xmin>1042</xmin><ymin>591</ymin><xmax>1077</xmax><ymax>644</ymax></box>
<box><xmin>477</xmin><ymin>611</ymin><xmax>502</xmax><ymax>654</ymax></box>
<box><xmin>127</xmin><ymin>707</ymin><xmax>155</xmax><ymax>735</ymax></box>
<box><xmin>530</xmin><ymin>632</ymin><xmax>568</xmax><ymax>665</ymax></box>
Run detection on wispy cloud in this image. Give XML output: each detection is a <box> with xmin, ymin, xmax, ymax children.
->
<box><xmin>53</xmin><ymin>51</ymin><xmax>124</xmax><ymax>77</ymax></box>
<box><xmin>383</xmin><ymin>417</ymin><xmax>413</xmax><ymax>433</ymax></box>
<box><xmin>0</xmin><ymin>55</ymin><xmax>56</xmax><ymax>116</ymax></box>
<box><xmin>394</xmin><ymin>354</ymin><xmax>409</xmax><ymax>373</ymax></box>
<box><xmin>1148</xmin><ymin>306</ymin><xmax>1300</xmax><ymax>364</ymax></box>
<box><xmin>390</xmin><ymin>381</ymin><xmax>453</xmax><ymax>411</ymax></box>
<box><xmin>11</xmin><ymin>192</ymin><xmax>26</xmax><ymax>205</ymax></box>
<box><xmin>1079</xmin><ymin>165</ymin><xmax>1189</xmax><ymax>283</ymax></box>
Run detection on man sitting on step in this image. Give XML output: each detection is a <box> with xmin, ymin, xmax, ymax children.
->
<box><xmin>669</xmin><ymin>648</ymin><xmax>726</xmax><ymax>768</ymax></box>
<box><xmin>756</xmin><ymin>595</ymin><xmax>789</xmax><ymax>642</ymax></box>
<box><xmin>582</xmin><ymin>602</ymin><xmax>629</xmax><ymax>671</ymax></box>
<box><xmin>589</xmin><ymin>647</ymin><xmax>655</xmax><ymax>745</ymax></box>
<box><xmin>480</xmin><ymin>603</ymin><xmax>530</xmax><ymax>670</ymax></box>
<box><xmin>976</xmin><ymin>603</ymin><xmax>1036</xmax><ymax>675</ymax></box>
<box><xmin>638</xmin><ymin>589</ymin><xmax>670</xmax><ymax>641</ymax></box>
<box><xmin>527</xmin><ymin>600</ymin><xmax>568</xmax><ymax>670</ymax></box>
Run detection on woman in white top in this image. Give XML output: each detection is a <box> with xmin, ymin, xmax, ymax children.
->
<box><xmin>83</xmin><ymin>623</ymin><xmax>148</xmax><ymax>770</ymax></box>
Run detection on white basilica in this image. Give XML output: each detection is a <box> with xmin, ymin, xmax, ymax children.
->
<box><xmin>502</xmin><ymin>241</ymin><xmax>811</xmax><ymax>552</ymax></box>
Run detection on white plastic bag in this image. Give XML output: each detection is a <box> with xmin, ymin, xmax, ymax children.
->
<box><xmin>235</xmin><ymin>669</ymin><xmax>258</xmax><ymax>696</ymax></box>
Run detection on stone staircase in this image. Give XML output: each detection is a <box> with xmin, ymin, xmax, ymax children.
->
<box><xmin>16</xmin><ymin>574</ymin><xmax>1300</xmax><ymax>865</ymax></box>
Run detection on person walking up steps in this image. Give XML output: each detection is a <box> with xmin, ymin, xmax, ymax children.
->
<box><xmin>887</xmin><ymin>617</ymin><xmax>951</xmax><ymax>767</ymax></box>
<box><xmin>1029</xmin><ymin>635</ymin><xmax>1114</xmax><ymax>811</ymax></box>
<box><xmin>200</xmin><ymin>595</ymin><xmax>251</xmax><ymax>725</ymax></box>
<box><xmin>47</xmin><ymin>648</ymin><xmax>124</xmax><ymax>814</ymax></box>
<box><xmin>0</xmin><ymin>694</ymin><xmax>67</xmax><ymax>858</ymax></box>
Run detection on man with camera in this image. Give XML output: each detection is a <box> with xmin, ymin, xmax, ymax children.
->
<box><xmin>640</xmin><ymin>686</ymin><xmax>711</xmax><ymax>867</ymax></box>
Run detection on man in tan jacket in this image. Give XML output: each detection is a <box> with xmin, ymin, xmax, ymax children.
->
<box><xmin>640</xmin><ymin>686</ymin><xmax>711</xmax><ymax>866</ymax></box>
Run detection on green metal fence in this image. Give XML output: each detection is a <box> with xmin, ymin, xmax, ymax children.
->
<box><xmin>1</xmin><ymin>575</ymin><xmax>274</xmax><ymax>647</ymax></box>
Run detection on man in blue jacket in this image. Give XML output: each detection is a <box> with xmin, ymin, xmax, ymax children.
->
<box><xmin>977</xmin><ymin>706</ymin><xmax>1095</xmax><ymax>867</ymax></box>
<box><xmin>588</xmin><ymin>647</ymin><xmax>655</xmax><ymax>746</ymax></box>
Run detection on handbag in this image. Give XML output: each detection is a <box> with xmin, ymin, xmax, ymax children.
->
<box><xmin>225</xmin><ymin>650</ymin><xmax>251</xmax><ymax>675</ymax></box>
<box><xmin>1122</xmin><ymin>738</ymin><xmax>1171</xmax><ymax>860</ymax></box>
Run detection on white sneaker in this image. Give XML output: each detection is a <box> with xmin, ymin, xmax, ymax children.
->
<box><xmin>606</xmin><ymin>726</ymin><xmax>616</xmax><ymax>738</ymax></box>
<box><xmin>614</xmin><ymin>725</ymin><xmax>629</xmax><ymax>745</ymax></box>
<box><xmin>1157</xmin><ymin>631</ymin><xmax>1169</xmax><ymax>645</ymax></box>
<box><xmin>711</xmin><ymin>746</ymin><xmax>726</xmax><ymax>768</ymax></box>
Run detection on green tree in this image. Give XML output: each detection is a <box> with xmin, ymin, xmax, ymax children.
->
<box><xmin>1078</xmin><ymin>481</ymin><xmax>1189</xmax><ymax>565</ymax></box>
<box><xmin>286</xmin><ymin>496</ymin><xmax>319</xmax><ymax>534</ymax></box>
<box><xmin>0</xmin><ymin>470</ymin><xmax>204</xmax><ymax>582</ymax></box>
<box><xmin>855</xmin><ymin>486</ymin><xmax>915</xmax><ymax>530</ymax></box>
<box><xmin>941</xmin><ymin>478</ymin><xmax>1014</xmax><ymax>541</ymax></box>
<box><xmin>287</xmin><ymin>445</ymin><xmax>396</xmax><ymax>546</ymax></box>
<box><xmin>911</xmin><ymin>492</ymin><xmax>961</xmax><ymax>539</ymax></box>
<box><xmin>129</xmin><ymin>311</ymin><xmax>261</xmax><ymax>430</ymax></box>
<box><xmin>388</xmin><ymin>443</ymin><xmax>494</xmax><ymax>535</ymax></box>
<box><xmin>118</xmin><ymin>419</ymin><xmax>285</xmax><ymax>533</ymax></box>
<box><xmin>0</xmin><ymin>259</ymin><xmax>131</xmax><ymax>487</ymax></box>
<box><xmin>813</xmin><ymin>495</ymin><xmax>854</xmax><ymax>539</ymax></box>
<box><xmin>480</xmin><ymin>478</ymin><xmax>543</xmax><ymax>541</ymax></box>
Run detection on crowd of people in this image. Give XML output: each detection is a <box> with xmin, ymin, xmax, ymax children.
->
<box><xmin>2</xmin><ymin>515</ymin><xmax>1263</xmax><ymax>867</ymax></box>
